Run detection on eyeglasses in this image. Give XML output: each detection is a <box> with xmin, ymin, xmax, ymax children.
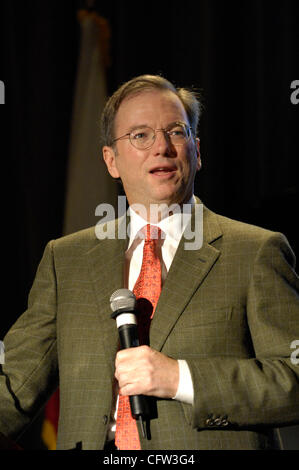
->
<box><xmin>112</xmin><ymin>122</ymin><xmax>192</xmax><ymax>150</ymax></box>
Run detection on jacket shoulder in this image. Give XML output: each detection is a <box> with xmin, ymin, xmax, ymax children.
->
<box><xmin>50</xmin><ymin>218</ymin><xmax>120</xmax><ymax>255</ymax></box>
<box><xmin>203</xmin><ymin>204</ymin><xmax>277</xmax><ymax>240</ymax></box>
<box><xmin>204</xmin><ymin>206</ymin><xmax>295</xmax><ymax>263</ymax></box>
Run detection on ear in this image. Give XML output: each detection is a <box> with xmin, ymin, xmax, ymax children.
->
<box><xmin>102</xmin><ymin>146</ymin><xmax>120</xmax><ymax>179</ymax></box>
<box><xmin>195</xmin><ymin>138</ymin><xmax>201</xmax><ymax>171</ymax></box>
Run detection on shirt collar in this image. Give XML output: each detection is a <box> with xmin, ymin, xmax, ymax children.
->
<box><xmin>127</xmin><ymin>196</ymin><xmax>196</xmax><ymax>250</ymax></box>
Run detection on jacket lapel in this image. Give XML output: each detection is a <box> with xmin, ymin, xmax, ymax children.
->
<box><xmin>85</xmin><ymin>216</ymin><xmax>127</xmax><ymax>373</ymax></box>
<box><xmin>85</xmin><ymin>205</ymin><xmax>222</xmax><ymax>362</ymax></box>
<box><xmin>150</xmin><ymin>204</ymin><xmax>223</xmax><ymax>352</ymax></box>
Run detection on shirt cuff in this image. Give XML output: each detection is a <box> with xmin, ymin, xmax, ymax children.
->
<box><xmin>172</xmin><ymin>359</ymin><xmax>194</xmax><ymax>405</ymax></box>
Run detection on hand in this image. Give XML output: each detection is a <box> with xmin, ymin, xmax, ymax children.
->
<box><xmin>115</xmin><ymin>345</ymin><xmax>179</xmax><ymax>399</ymax></box>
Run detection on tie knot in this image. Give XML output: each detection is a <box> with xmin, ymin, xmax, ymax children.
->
<box><xmin>145</xmin><ymin>224</ymin><xmax>161</xmax><ymax>241</ymax></box>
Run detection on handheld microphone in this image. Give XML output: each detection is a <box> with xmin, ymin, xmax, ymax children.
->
<box><xmin>110</xmin><ymin>288</ymin><xmax>150</xmax><ymax>438</ymax></box>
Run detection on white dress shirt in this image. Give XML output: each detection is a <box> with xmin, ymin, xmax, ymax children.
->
<box><xmin>125</xmin><ymin>200</ymin><xmax>195</xmax><ymax>404</ymax></box>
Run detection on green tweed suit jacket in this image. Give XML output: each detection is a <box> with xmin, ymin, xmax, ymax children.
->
<box><xmin>0</xmin><ymin>203</ymin><xmax>299</xmax><ymax>450</ymax></box>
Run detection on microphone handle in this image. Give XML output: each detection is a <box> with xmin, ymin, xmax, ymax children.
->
<box><xmin>118</xmin><ymin>324</ymin><xmax>139</xmax><ymax>349</ymax></box>
<box><xmin>118</xmin><ymin>324</ymin><xmax>151</xmax><ymax>422</ymax></box>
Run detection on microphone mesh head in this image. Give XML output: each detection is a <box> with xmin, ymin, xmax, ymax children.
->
<box><xmin>110</xmin><ymin>289</ymin><xmax>136</xmax><ymax>312</ymax></box>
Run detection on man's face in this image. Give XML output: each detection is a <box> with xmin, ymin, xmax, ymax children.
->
<box><xmin>103</xmin><ymin>89</ymin><xmax>201</xmax><ymax>214</ymax></box>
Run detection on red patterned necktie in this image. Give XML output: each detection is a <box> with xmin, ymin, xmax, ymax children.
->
<box><xmin>115</xmin><ymin>224</ymin><xmax>162</xmax><ymax>450</ymax></box>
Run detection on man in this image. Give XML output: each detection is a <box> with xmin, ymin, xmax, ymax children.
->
<box><xmin>0</xmin><ymin>75</ymin><xmax>298</xmax><ymax>450</ymax></box>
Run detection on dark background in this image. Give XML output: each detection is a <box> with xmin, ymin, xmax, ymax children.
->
<box><xmin>0</xmin><ymin>0</ymin><xmax>298</xmax><ymax>450</ymax></box>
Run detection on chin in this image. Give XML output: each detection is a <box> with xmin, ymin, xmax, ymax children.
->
<box><xmin>150</xmin><ymin>194</ymin><xmax>184</xmax><ymax>208</ymax></box>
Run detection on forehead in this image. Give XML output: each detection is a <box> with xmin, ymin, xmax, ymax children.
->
<box><xmin>114</xmin><ymin>89</ymin><xmax>188</xmax><ymax>132</ymax></box>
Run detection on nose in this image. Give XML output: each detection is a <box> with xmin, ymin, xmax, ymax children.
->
<box><xmin>153</xmin><ymin>129</ymin><xmax>175</xmax><ymax>156</ymax></box>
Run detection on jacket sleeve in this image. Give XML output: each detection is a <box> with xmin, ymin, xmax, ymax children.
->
<box><xmin>0</xmin><ymin>241</ymin><xmax>58</xmax><ymax>440</ymax></box>
<box><xmin>184</xmin><ymin>232</ymin><xmax>299</xmax><ymax>430</ymax></box>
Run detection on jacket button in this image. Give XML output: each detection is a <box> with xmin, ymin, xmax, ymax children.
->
<box><xmin>103</xmin><ymin>415</ymin><xmax>108</xmax><ymax>425</ymax></box>
<box><xmin>205</xmin><ymin>417</ymin><xmax>215</xmax><ymax>426</ymax></box>
<box><xmin>214</xmin><ymin>417</ymin><xmax>222</xmax><ymax>426</ymax></box>
<box><xmin>221</xmin><ymin>417</ymin><xmax>229</xmax><ymax>426</ymax></box>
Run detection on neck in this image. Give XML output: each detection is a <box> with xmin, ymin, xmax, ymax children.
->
<box><xmin>129</xmin><ymin>198</ymin><xmax>194</xmax><ymax>223</ymax></box>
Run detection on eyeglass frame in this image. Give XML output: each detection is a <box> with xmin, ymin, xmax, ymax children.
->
<box><xmin>111</xmin><ymin>121</ymin><xmax>194</xmax><ymax>150</ymax></box>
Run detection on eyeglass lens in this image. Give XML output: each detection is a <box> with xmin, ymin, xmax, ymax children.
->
<box><xmin>130</xmin><ymin>123</ymin><xmax>190</xmax><ymax>149</ymax></box>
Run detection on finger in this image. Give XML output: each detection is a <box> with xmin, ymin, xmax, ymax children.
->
<box><xmin>116</xmin><ymin>345</ymin><xmax>151</xmax><ymax>363</ymax></box>
<box><xmin>119</xmin><ymin>374</ymin><xmax>152</xmax><ymax>397</ymax></box>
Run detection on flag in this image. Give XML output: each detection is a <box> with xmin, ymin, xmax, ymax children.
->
<box><xmin>42</xmin><ymin>9</ymin><xmax>118</xmax><ymax>450</ymax></box>
<box><xmin>63</xmin><ymin>9</ymin><xmax>118</xmax><ymax>235</ymax></box>
<box><xmin>41</xmin><ymin>388</ymin><xmax>59</xmax><ymax>450</ymax></box>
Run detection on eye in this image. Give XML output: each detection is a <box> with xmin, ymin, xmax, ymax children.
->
<box><xmin>167</xmin><ymin>125</ymin><xmax>186</xmax><ymax>137</ymax></box>
<box><xmin>131</xmin><ymin>128</ymin><xmax>151</xmax><ymax>140</ymax></box>
<box><xmin>172</xmin><ymin>129</ymin><xmax>184</xmax><ymax>136</ymax></box>
<box><xmin>133</xmin><ymin>132</ymin><xmax>146</xmax><ymax>140</ymax></box>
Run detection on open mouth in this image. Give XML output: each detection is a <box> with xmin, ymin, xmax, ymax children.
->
<box><xmin>149</xmin><ymin>166</ymin><xmax>177</xmax><ymax>176</ymax></box>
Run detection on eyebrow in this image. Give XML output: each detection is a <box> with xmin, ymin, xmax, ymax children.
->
<box><xmin>127</xmin><ymin>124</ymin><xmax>149</xmax><ymax>133</ymax></box>
<box><xmin>127</xmin><ymin>121</ymin><xmax>187</xmax><ymax>133</ymax></box>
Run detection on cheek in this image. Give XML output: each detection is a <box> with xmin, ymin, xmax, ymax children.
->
<box><xmin>118</xmin><ymin>162</ymin><xmax>142</xmax><ymax>188</ymax></box>
<box><xmin>118</xmin><ymin>149</ymin><xmax>145</xmax><ymax>175</ymax></box>
<box><xmin>180</xmin><ymin>152</ymin><xmax>197</xmax><ymax>177</ymax></box>
<box><xmin>115</xmin><ymin>153</ymin><xmax>132</xmax><ymax>177</ymax></box>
